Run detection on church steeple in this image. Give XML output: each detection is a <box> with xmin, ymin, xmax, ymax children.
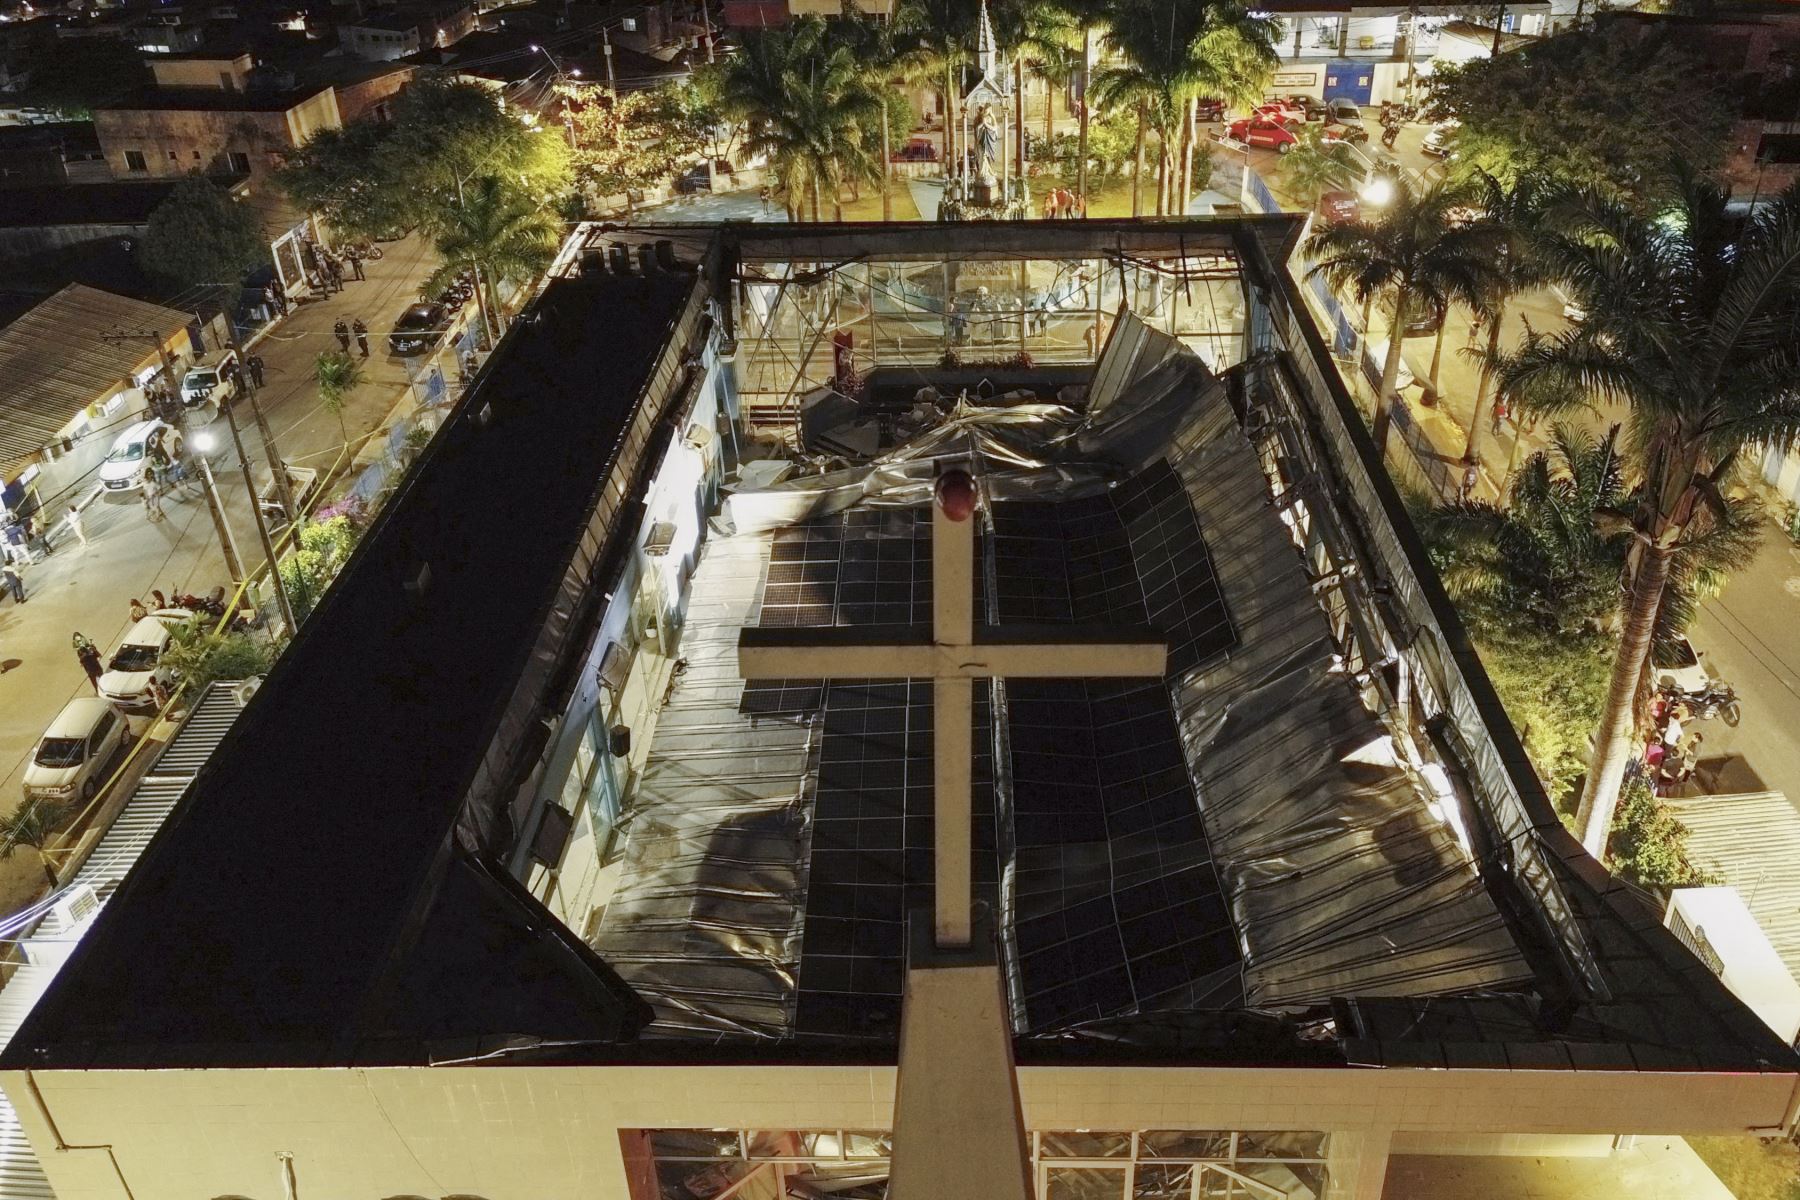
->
<box><xmin>977</xmin><ymin>0</ymin><xmax>1000</xmax><ymax>88</ymax></box>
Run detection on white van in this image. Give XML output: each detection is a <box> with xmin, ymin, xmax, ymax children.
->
<box><xmin>97</xmin><ymin>608</ymin><xmax>192</xmax><ymax>707</ymax></box>
<box><xmin>98</xmin><ymin>420</ymin><xmax>182</xmax><ymax>493</ymax></box>
<box><xmin>22</xmin><ymin>697</ymin><xmax>131</xmax><ymax>804</ymax></box>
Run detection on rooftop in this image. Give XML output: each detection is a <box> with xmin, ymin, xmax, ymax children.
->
<box><xmin>5</xmin><ymin>220</ymin><xmax>1794</xmax><ymax>1079</ymax></box>
<box><xmin>0</xmin><ymin>283</ymin><xmax>190</xmax><ymax>468</ymax></box>
<box><xmin>93</xmin><ymin>81</ymin><xmax>332</xmax><ymax>112</ymax></box>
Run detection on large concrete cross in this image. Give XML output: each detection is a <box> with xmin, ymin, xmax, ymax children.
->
<box><xmin>738</xmin><ymin>465</ymin><xmax>1168</xmax><ymax>1200</ymax></box>
<box><xmin>738</xmin><ymin>466</ymin><xmax>1169</xmax><ymax>947</ymax></box>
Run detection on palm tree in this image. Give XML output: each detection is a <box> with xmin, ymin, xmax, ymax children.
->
<box><xmin>1424</xmin><ymin>424</ymin><xmax>1631</xmax><ymax>637</ymax></box>
<box><xmin>896</xmin><ymin>0</ymin><xmax>976</xmax><ymax>186</ymax></box>
<box><xmin>994</xmin><ymin>0</ymin><xmax>1079</xmax><ymax>179</ymax></box>
<box><xmin>1305</xmin><ymin>175</ymin><xmax>1502</xmax><ymax>453</ymax></box>
<box><xmin>715</xmin><ymin>19</ymin><xmax>884</xmax><ymax>220</ymax></box>
<box><xmin>1278</xmin><ymin>126</ymin><xmax>1358</xmax><ymax>209</ymax></box>
<box><xmin>0</xmin><ymin>795</ymin><xmax>67</xmax><ymax>887</ymax></box>
<box><xmin>1095</xmin><ymin>0</ymin><xmax>1276</xmax><ymax>218</ymax></box>
<box><xmin>844</xmin><ymin>11</ymin><xmax>935</xmax><ymax>222</ymax></box>
<box><xmin>1460</xmin><ymin>171</ymin><xmax>1550</xmax><ymax>465</ymax></box>
<box><xmin>1499</xmin><ymin>166</ymin><xmax>1800</xmax><ymax>856</ymax></box>
<box><xmin>430</xmin><ymin>174</ymin><xmax>560</xmax><ymax>343</ymax></box>
<box><xmin>1056</xmin><ymin>0</ymin><xmax>1114</xmax><ymax>206</ymax></box>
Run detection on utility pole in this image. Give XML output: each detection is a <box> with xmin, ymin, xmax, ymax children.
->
<box><xmin>191</xmin><ymin>433</ymin><xmax>246</xmax><ymax>585</ymax></box>
<box><xmin>220</xmin><ymin>393</ymin><xmax>298</xmax><ymax>633</ymax></box>
<box><xmin>602</xmin><ymin>25</ymin><xmax>616</xmax><ymax>96</ymax></box>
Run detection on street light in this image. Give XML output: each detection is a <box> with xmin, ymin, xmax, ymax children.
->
<box><xmin>1360</xmin><ymin>174</ymin><xmax>1395</xmax><ymax>207</ymax></box>
<box><xmin>531</xmin><ymin>43</ymin><xmax>582</xmax><ymax>149</ymax></box>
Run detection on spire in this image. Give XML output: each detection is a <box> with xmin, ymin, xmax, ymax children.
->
<box><xmin>978</xmin><ymin>0</ymin><xmax>999</xmax><ymax>83</ymax></box>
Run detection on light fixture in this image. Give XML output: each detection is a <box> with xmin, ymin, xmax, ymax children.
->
<box><xmin>193</xmin><ymin>430</ymin><xmax>217</xmax><ymax>452</ymax></box>
<box><xmin>1360</xmin><ymin>175</ymin><xmax>1394</xmax><ymax>207</ymax></box>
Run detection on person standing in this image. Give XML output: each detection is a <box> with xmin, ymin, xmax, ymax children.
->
<box><xmin>141</xmin><ymin>473</ymin><xmax>162</xmax><ymax>521</ymax></box>
<box><xmin>349</xmin><ymin>251</ymin><xmax>365</xmax><ymax>282</ymax></box>
<box><xmin>334</xmin><ymin>319</ymin><xmax>350</xmax><ymax>353</ymax></box>
<box><xmin>2</xmin><ymin>561</ymin><xmax>23</xmax><ymax>604</ymax></box>
<box><xmin>352</xmin><ymin>317</ymin><xmax>370</xmax><ymax>358</ymax></box>
<box><xmin>247</xmin><ymin>354</ymin><xmax>265</xmax><ymax>388</ymax></box>
<box><xmin>62</xmin><ymin>503</ymin><xmax>86</xmax><ymax>548</ymax></box>
<box><xmin>75</xmin><ymin>636</ymin><xmax>103</xmax><ymax>694</ymax></box>
<box><xmin>129</xmin><ymin>598</ymin><xmax>148</xmax><ymax>623</ymax></box>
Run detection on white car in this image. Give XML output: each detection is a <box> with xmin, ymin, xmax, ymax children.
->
<box><xmin>180</xmin><ymin>350</ymin><xmax>239</xmax><ymax>409</ymax></box>
<box><xmin>98</xmin><ymin>420</ymin><xmax>182</xmax><ymax>493</ymax></box>
<box><xmin>97</xmin><ymin>608</ymin><xmax>193</xmax><ymax>708</ymax></box>
<box><xmin>1361</xmin><ymin>338</ymin><xmax>1417</xmax><ymax>393</ymax></box>
<box><xmin>1655</xmin><ymin>635</ymin><xmax>1712</xmax><ymax>695</ymax></box>
<box><xmin>22</xmin><ymin>697</ymin><xmax>131</xmax><ymax>805</ymax></box>
<box><xmin>1422</xmin><ymin>120</ymin><xmax>1460</xmax><ymax>159</ymax></box>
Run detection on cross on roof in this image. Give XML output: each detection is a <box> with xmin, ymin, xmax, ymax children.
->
<box><xmin>738</xmin><ymin>465</ymin><xmax>1169</xmax><ymax>1200</ymax></box>
<box><xmin>737</xmin><ymin>465</ymin><xmax>1168</xmax><ymax>946</ymax></box>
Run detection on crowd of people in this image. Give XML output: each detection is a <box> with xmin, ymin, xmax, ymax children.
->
<box><xmin>1648</xmin><ymin>694</ymin><xmax>1706</xmax><ymax>794</ymax></box>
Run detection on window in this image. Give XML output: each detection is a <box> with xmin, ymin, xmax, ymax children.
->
<box><xmin>192</xmin><ymin>150</ymin><xmax>201</xmax><ymax>160</ymax></box>
<box><xmin>227</xmin><ymin>151</ymin><xmax>250</xmax><ymax>173</ymax></box>
<box><xmin>166</xmin><ymin>149</ymin><xmax>178</xmax><ymax>161</ymax></box>
<box><xmin>124</xmin><ymin>150</ymin><xmax>147</xmax><ymax>172</ymax></box>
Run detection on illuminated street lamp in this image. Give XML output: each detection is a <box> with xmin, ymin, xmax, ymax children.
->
<box><xmin>1360</xmin><ymin>174</ymin><xmax>1395</xmax><ymax>208</ymax></box>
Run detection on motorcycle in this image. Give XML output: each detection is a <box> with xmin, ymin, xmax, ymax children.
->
<box><xmin>1661</xmin><ymin>682</ymin><xmax>1742</xmax><ymax>728</ymax></box>
<box><xmin>1685</xmin><ymin>684</ymin><xmax>1742</xmax><ymax>727</ymax></box>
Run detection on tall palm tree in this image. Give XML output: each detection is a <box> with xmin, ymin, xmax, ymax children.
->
<box><xmin>844</xmin><ymin>11</ymin><xmax>935</xmax><ymax>222</ymax></box>
<box><xmin>1096</xmin><ymin>0</ymin><xmax>1276</xmax><ymax>217</ymax></box>
<box><xmin>1057</xmin><ymin>0</ymin><xmax>1115</xmax><ymax>207</ymax></box>
<box><xmin>0</xmin><ymin>795</ymin><xmax>67</xmax><ymax>887</ymax></box>
<box><xmin>1305</xmin><ymin>175</ymin><xmax>1502</xmax><ymax>453</ymax></box>
<box><xmin>1499</xmin><ymin>166</ymin><xmax>1800</xmax><ymax>857</ymax></box>
<box><xmin>994</xmin><ymin>0</ymin><xmax>1079</xmax><ymax>180</ymax></box>
<box><xmin>1460</xmin><ymin>171</ymin><xmax>1550</xmax><ymax>465</ymax></box>
<box><xmin>716</xmin><ymin>18</ymin><xmax>884</xmax><ymax>220</ymax></box>
<box><xmin>897</xmin><ymin>0</ymin><xmax>977</xmax><ymax>185</ymax></box>
<box><xmin>430</xmin><ymin>175</ymin><xmax>560</xmax><ymax>343</ymax></box>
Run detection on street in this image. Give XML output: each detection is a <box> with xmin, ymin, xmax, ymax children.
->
<box><xmin>0</xmin><ymin>233</ymin><xmax>448</xmax><ymax>892</ymax></box>
<box><xmin>1691</xmin><ymin>529</ymin><xmax>1800</xmax><ymax>802</ymax></box>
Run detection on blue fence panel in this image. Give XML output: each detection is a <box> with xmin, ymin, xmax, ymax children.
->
<box><xmin>1244</xmin><ymin>168</ymin><xmax>1280</xmax><ymax>216</ymax></box>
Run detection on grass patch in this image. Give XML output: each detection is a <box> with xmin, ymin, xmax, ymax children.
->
<box><xmin>1688</xmin><ymin>1136</ymin><xmax>1800</xmax><ymax>1200</ymax></box>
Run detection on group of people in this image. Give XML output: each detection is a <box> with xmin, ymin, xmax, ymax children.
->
<box><xmin>1648</xmin><ymin>694</ymin><xmax>1706</xmax><ymax>793</ymax></box>
<box><xmin>1040</xmin><ymin>187</ymin><xmax>1087</xmax><ymax>220</ymax></box>
<box><xmin>334</xmin><ymin>318</ymin><xmax>371</xmax><ymax>358</ymax></box>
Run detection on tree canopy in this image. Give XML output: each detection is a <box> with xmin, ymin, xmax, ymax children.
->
<box><xmin>14</xmin><ymin>37</ymin><xmax>146</xmax><ymax>118</ymax></box>
<box><xmin>278</xmin><ymin>75</ymin><xmax>571</xmax><ymax>240</ymax></box>
<box><xmin>1428</xmin><ymin>30</ymin><xmax>1735</xmax><ymax>205</ymax></box>
<box><xmin>569</xmin><ymin>82</ymin><xmax>718</xmax><ymax>209</ymax></box>
<box><xmin>138</xmin><ymin>176</ymin><xmax>267</xmax><ymax>293</ymax></box>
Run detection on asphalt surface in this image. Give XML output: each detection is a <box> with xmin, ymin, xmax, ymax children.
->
<box><xmin>0</xmin><ymin>236</ymin><xmax>447</xmax><ymax>838</ymax></box>
<box><xmin>1691</xmin><ymin>529</ymin><xmax>1800</xmax><ymax>800</ymax></box>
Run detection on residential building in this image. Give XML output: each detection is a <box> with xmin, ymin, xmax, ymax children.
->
<box><xmin>91</xmin><ymin>59</ymin><xmax>339</xmax><ymax>241</ymax></box>
<box><xmin>0</xmin><ymin>123</ymin><xmax>111</xmax><ymax>188</ymax></box>
<box><xmin>0</xmin><ymin>218</ymin><xmax>1794</xmax><ymax>1200</ymax></box>
<box><xmin>1599</xmin><ymin>7</ymin><xmax>1800</xmax><ymax>198</ymax></box>
<box><xmin>337</xmin><ymin>11</ymin><xmax>423</xmax><ymax>58</ymax></box>
<box><xmin>0</xmin><ymin>283</ymin><xmax>194</xmax><ymax>525</ymax></box>
<box><xmin>0</xmin><ymin>179</ymin><xmax>210</xmax><ymax>256</ymax></box>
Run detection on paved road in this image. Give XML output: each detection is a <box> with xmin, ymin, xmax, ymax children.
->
<box><xmin>0</xmin><ymin>235</ymin><xmax>447</xmax><ymax>824</ymax></box>
<box><xmin>1690</xmin><ymin>530</ymin><xmax>1800</xmax><ymax>800</ymax></box>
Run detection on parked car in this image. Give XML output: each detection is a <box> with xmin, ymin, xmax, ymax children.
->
<box><xmin>1422</xmin><ymin>120</ymin><xmax>1460</xmax><ymax>159</ymax></box>
<box><xmin>893</xmin><ymin>136</ymin><xmax>939</xmax><ymax>162</ymax></box>
<box><xmin>674</xmin><ymin>158</ymin><xmax>735</xmax><ymax>194</ymax></box>
<box><xmin>1256</xmin><ymin>97</ymin><xmax>1307</xmax><ymax>125</ymax></box>
<box><xmin>1194</xmin><ymin>97</ymin><xmax>1225</xmax><ymax>122</ymax></box>
<box><xmin>1317</xmin><ymin>189</ymin><xmax>1359</xmax><ymax>225</ymax></box>
<box><xmin>1360</xmin><ymin>338</ymin><xmax>1417</xmax><ymax>392</ymax></box>
<box><xmin>1226</xmin><ymin>116</ymin><xmax>1300</xmax><ymax>152</ymax></box>
<box><xmin>98</xmin><ymin>420</ymin><xmax>183</xmax><ymax>493</ymax></box>
<box><xmin>22</xmin><ymin>697</ymin><xmax>131</xmax><ymax>804</ymax></box>
<box><xmin>97</xmin><ymin>608</ymin><xmax>193</xmax><ymax>708</ymax></box>
<box><xmin>1324</xmin><ymin>98</ymin><xmax>1365</xmax><ymax>129</ymax></box>
<box><xmin>388</xmin><ymin>302</ymin><xmax>450</xmax><ymax>356</ymax></box>
<box><xmin>1280</xmin><ymin>94</ymin><xmax>1328</xmax><ymax>121</ymax></box>
<box><xmin>1402</xmin><ymin>301</ymin><xmax>1444</xmax><ymax>338</ymax></box>
<box><xmin>180</xmin><ymin>349</ymin><xmax>240</xmax><ymax>410</ymax></box>
<box><xmin>1654</xmin><ymin>635</ymin><xmax>1712</xmax><ymax>694</ymax></box>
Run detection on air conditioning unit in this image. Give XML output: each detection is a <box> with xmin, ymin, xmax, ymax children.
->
<box><xmin>232</xmin><ymin>675</ymin><xmax>264</xmax><ymax>708</ymax></box>
<box><xmin>53</xmin><ymin>883</ymin><xmax>100</xmax><ymax>930</ymax></box>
